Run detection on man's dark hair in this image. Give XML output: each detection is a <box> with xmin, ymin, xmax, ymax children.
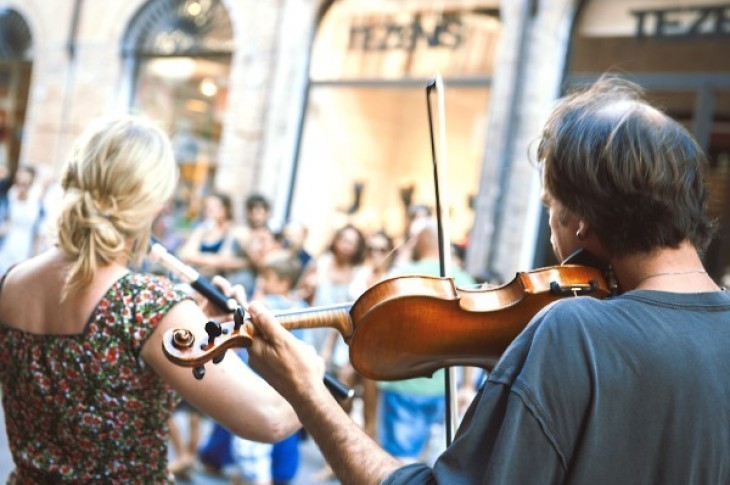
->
<box><xmin>246</xmin><ymin>193</ymin><xmax>270</xmax><ymax>212</ymax></box>
<box><xmin>538</xmin><ymin>75</ymin><xmax>714</xmax><ymax>256</ymax></box>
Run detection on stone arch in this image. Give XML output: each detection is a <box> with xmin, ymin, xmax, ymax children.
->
<box><xmin>121</xmin><ymin>0</ymin><xmax>233</xmax><ymax>58</ymax></box>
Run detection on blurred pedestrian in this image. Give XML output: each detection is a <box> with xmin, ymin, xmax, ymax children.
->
<box><xmin>295</xmin><ymin>223</ymin><xmax>366</xmax><ymax>480</ymax></box>
<box><xmin>280</xmin><ymin>220</ymin><xmax>312</xmax><ymax>275</ymax></box>
<box><xmin>174</xmin><ymin>191</ymin><xmax>240</xmax><ymax>476</ymax></box>
<box><xmin>378</xmin><ymin>219</ymin><xmax>477</xmax><ymax>465</ymax></box>
<box><xmin>178</xmin><ymin>192</ymin><xmax>236</xmax><ymax>278</ymax></box>
<box><xmin>299</xmin><ymin>223</ymin><xmax>366</xmax><ymax>357</ymax></box>
<box><xmin>226</xmin><ymin>194</ymin><xmax>277</xmax><ymax>297</ymax></box>
<box><xmin>0</xmin><ymin>165</ymin><xmax>43</xmax><ymax>274</ymax></box>
<box><xmin>349</xmin><ymin>230</ymin><xmax>397</xmax><ymax>439</ymax></box>
<box><xmin>232</xmin><ymin>250</ymin><xmax>306</xmax><ymax>485</ymax></box>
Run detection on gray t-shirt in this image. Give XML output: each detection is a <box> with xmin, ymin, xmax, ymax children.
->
<box><xmin>384</xmin><ymin>290</ymin><xmax>730</xmax><ymax>484</ymax></box>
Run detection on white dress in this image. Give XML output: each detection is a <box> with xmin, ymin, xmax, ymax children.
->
<box><xmin>0</xmin><ymin>186</ymin><xmax>42</xmax><ymax>274</ymax></box>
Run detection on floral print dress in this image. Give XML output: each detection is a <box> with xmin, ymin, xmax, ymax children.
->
<box><xmin>0</xmin><ymin>273</ymin><xmax>189</xmax><ymax>483</ymax></box>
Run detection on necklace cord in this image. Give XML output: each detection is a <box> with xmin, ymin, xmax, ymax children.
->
<box><xmin>634</xmin><ymin>269</ymin><xmax>707</xmax><ymax>287</ymax></box>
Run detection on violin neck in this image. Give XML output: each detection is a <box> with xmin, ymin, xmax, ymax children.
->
<box><xmin>272</xmin><ymin>303</ymin><xmax>354</xmax><ymax>340</ymax></box>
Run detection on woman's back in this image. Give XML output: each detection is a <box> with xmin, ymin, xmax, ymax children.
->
<box><xmin>0</xmin><ymin>251</ymin><xmax>187</xmax><ymax>482</ymax></box>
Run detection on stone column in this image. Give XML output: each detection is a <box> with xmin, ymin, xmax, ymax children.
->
<box><xmin>466</xmin><ymin>0</ymin><xmax>578</xmax><ymax>281</ymax></box>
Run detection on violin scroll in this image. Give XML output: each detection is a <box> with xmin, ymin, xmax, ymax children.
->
<box><xmin>162</xmin><ymin>306</ymin><xmax>356</xmax><ymax>400</ymax></box>
<box><xmin>162</xmin><ymin>314</ymin><xmax>255</xmax><ymax>370</ymax></box>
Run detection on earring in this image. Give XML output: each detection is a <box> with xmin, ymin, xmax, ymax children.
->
<box><xmin>576</xmin><ymin>230</ymin><xmax>585</xmax><ymax>240</ymax></box>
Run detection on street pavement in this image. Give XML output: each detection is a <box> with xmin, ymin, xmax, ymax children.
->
<box><xmin>0</xmin><ymin>402</ymin><xmax>340</xmax><ymax>484</ymax></box>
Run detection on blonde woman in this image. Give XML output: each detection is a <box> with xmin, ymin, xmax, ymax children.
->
<box><xmin>0</xmin><ymin>117</ymin><xmax>304</xmax><ymax>482</ymax></box>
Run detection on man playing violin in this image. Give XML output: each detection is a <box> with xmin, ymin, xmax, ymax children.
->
<box><xmin>246</xmin><ymin>76</ymin><xmax>730</xmax><ymax>484</ymax></box>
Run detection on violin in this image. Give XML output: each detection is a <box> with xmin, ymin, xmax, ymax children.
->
<box><xmin>149</xmin><ymin>238</ymin><xmax>354</xmax><ymax>401</ymax></box>
<box><xmin>161</xmin><ymin>257</ymin><xmax>611</xmax><ymax>381</ymax></box>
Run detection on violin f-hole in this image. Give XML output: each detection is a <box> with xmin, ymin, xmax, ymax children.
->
<box><xmin>549</xmin><ymin>279</ymin><xmax>600</xmax><ymax>296</ymax></box>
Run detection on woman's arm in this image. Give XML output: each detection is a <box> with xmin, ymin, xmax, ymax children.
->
<box><xmin>140</xmin><ymin>299</ymin><xmax>301</xmax><ymax>443</ymax></box>
<box><xmin>210</xmin><ymin>227</ymin><xmax>250</xmax><ymax>272</ymax></box>
<box><xmin>178</xmin><ymin>226</ymin><xmax>209</xmax><ymax>267</ymax></box>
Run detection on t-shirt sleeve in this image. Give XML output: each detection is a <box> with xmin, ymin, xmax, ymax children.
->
<box><xmin>381</xmin><ymin>463</ymin><xmax>435</xmax><ymax>484</ymax></box>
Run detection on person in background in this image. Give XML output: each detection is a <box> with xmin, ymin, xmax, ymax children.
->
<box><xmin>174</xmin><ymin>190</ymin><xmax>239</xmax><ymax>476</ymax></box>
<box><xmin>280</xmin><ymin>220</ymin><xmax>312</xmax><ymax>274</ymax></box>
<box><xmin>245</xmin><ymin>194</ymin><xmax>272</xmax><ymax>231</ymax></box>
<box><xmin>390</xmin><ymin>205</ymin><xmax>431</xmax><ymax>272</ymax></box>
<box><xmin>0</xmin><ymin>116</ymin><xmax>303</xmax><ymax>482</ymax></box>
<box><xmin>243</xmin><ymin>76</ymin><xmax>730</xmax><ymax>484</ymax></box>
<box><xmin>194</xmin><ymin>196</ymin><xmax>278</xmax><ymax>478</ymax></box>
<box><xmin>178</xmin><ymin>192</ymin><xmax>236</xmax><ymax>278</ymax></box>
<box><xmin>301</xmin><ymin>223</ymin><xmax>366</xmax><ymax>363</ymax></box>
<box><xmin>348</xmin><ymin>230</ymin><xmax>397</xmax><ymax>439</ymax></box>
<box><xmin>231</xmin><ymin>250</ymin><xmax>307</xmax><ymax>485</ymax></box>
<box><xmin>225</xmin><ymin>194</ymin><xmax>277</xmax><ymax>297</ymax></box>
<box><xmin>295</xmin><ymin>223</ymin><xmax>366</xmax><ymax>480</ymax></box>
<box><xmin>0</xmin><ymin>165</ymin><xmax>11</xmax><ymax>227</ymax></box>
<box><xmin>377</xmin><ymin>219</ymin><xmax>477</xmax><ymax>465</ymax></box>
<box><xmin>349</xmin><ymin>230</ymin><xmax>396</xmax><ymax>298</ymax></box>
<box><xmin>0</xmin><ymin>165</ymin><xmax>44</xmax><ymax>274</ymax></box>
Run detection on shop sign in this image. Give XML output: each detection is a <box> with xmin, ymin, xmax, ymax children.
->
<box><xmin>348</xmin><ymin>13</ymin><xmax>464</xmax><ymax>51</ymax></box>
<box><xmin>632</xmin><ymin>4</ymin><xmax>730</xmax><ymax>38</ymax></box>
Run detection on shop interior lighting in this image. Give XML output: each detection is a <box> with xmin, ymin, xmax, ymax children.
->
<box><xmin>200</xmin><ymin>78</ymin><xmax>218</xmax><ymax>97</ymax></box>
<box><xmin>186</xmin><ymin>1</ymin><xmax>202</xmax><ymax>16</ymax></box>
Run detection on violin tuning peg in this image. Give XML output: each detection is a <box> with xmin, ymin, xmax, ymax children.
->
<box><xmin>205</xmin><ymin>320</ymin><xmax>222</xmax><ymax>344</ymax></box>
<box><xmin>193</xmin><ymin>366</ymin><xmax>206</xmax><ymax>380</ymax></box>
<box><xmin>234</xmin><ymin>307</ymin><xmax>244</xmax><ymax>330</ymax></box>
<box><xmin>213</xmin><ymin>351</ymin><xmax>225</xmax><ymax>364</ymax></box>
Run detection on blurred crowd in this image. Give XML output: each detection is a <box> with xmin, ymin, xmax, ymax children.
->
<box><xmin>0</xmin><ymin>165</ymin><xmax>487</xmax><ymax>485</ymax></box>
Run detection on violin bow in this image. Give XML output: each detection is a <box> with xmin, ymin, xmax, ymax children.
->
<box><xmin>426</xmin><ymin>74</ymin><xmax>460</xmax><ymax>445</ymax></box>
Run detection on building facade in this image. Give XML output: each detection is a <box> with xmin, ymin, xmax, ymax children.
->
<box><xmin>1</xmin><ymin>0</ymin><xmax>728</xmax><ymax>281</ymax></box>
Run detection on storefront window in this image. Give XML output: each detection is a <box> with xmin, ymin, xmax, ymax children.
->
<box><xmin>0</xmin><ymin>8</ymin><xmax>33</xmax><ymax>175</ymax></box>
<box><xmin>291</xmin><ymin>0</ymin><xmax>501</xmax><ymax>251</ymax></box>
<box><xmin>123</xmin><ymin>0</ymin><xmax>232</xmax><ymax>221</ymax></box>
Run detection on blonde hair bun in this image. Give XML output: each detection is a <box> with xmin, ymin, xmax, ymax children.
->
<box><xmin>57</xmin><ymin>116</ymin><xmax>178</xmax><ymax>296</ymax></box>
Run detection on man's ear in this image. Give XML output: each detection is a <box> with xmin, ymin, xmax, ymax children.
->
<box><xmin>577</xmin><ymin>220</ymin><xmax>591</xmax><ymax>239</ymax></box>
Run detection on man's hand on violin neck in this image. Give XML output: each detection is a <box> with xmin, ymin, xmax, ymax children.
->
<box><xmin>246</xmin><ymin>301</ymin><xmax>325</xmax><ymax>403</ymax></box>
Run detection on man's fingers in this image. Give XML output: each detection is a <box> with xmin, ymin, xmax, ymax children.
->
<box><xmin>248</xmin><ymin>301</ymin><xmax>287</xmax><ymax>341</ymax></box>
